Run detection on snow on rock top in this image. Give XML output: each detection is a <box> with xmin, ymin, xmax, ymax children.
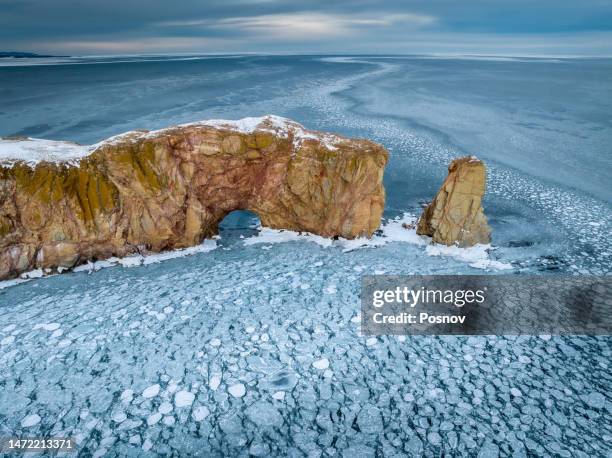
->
<box><xmin>0</xmin><ymin>138</ymin><xmax>92</xmax><ymax>166</ymax></box>
<box><xmin>193</xmin><ymin>115</ymin><xmax>341</xmax><ymax>150</ymax></box>
<box><xmin>0</xmin><ymin>116</ymin><xmax>342</xmax><ymax>167</ymax></box>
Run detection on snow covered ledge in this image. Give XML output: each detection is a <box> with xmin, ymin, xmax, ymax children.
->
<box><xmin>0</xmin><ymin>116</ymin><xmax>343</xmax><ymax>166</ymax></box>
<box><xmin>0</xmin><ymin>116</ymin><xmax>388</xmax><ymax>279</ymax></box>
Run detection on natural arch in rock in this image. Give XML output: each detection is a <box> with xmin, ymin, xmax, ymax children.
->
<box><xmin>218</xmin><ymin>210</ymin><xmax>260</xmax><ymax>234</ymax></box>
<box><xmin>0</xmin><ymin>116</ymin><xmax>388</xmax><ymax>279</ymax></box>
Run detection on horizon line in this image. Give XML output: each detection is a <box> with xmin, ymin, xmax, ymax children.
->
<box><xmin>4</xmin><ymin>51</ymin><xmax>612</xmax><ymax>59</ymax></box>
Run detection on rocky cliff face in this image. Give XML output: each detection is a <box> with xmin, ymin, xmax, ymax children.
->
<box><xmin>0</xmin><ymin>116</ymin><xmax>387</xmax><ymax>279</ymax></box>
<box><xmin>417</xmin><ymin>156</ymin><xmax>491</xmax><ymax>246</ymax></box>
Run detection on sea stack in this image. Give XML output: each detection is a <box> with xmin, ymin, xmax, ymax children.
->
<box><xmin>0</xmin><ymin>116</ymin><xmax>387</xmax><ymax>279</ymax></box>
<box><xmin>417</xmin><ymin>156</ymin><xmax>491</xmax><ymax>246</ymax></box>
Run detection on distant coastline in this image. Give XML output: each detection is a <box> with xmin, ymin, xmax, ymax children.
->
<box><xmin>0</xmin><ymin>51</ymin><xmax>67</xmax><ymax>58</ymax></box>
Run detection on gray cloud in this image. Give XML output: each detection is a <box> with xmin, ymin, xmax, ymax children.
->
<box><xmin>157</xmin><ymin>12</ymin><xmax>437</xmax><ymax>40</ymax></box>
<box><xmin>2</xmin><ymin>0</ymin><xmax>611</xmax><ymax>55</ymax></box>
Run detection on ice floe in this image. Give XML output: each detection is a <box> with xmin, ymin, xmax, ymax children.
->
<box><xmin>33</xmin><ymin>323</ymin><xmax>61</xmax><ymax>331</ymax></box>
<box><xmin>147</xmin><ymin>412</ymin><xmax>162</xmax><ymax>426</ymax></box>
<box><xmin>245</xmin><ymin>400</ymin><xmax>284</xmax><ymax>428</ymax></box>
<box><xmin>192</xmin><ymin>406</ymin><xmax>210</xmax><ymax>421</ymax></box>
<box><xmin>209</xmin><ymin>374</ymin><xmax>222</xmax><ymax>391</ymax></box>
<box><xmin>112</xmin><ymin>412</ymin><xmax>127</xmax><ymax>423</ymax></box>
<box><xmin>583</xmin><ymin>392</ymin><xmax>605</xmax><ymax>409</ymax></box>
<box><xmin>1</xmin><ymin>335</ymin><xmax>15</xmax><ymax>345</ymax></box>
<box><xmin>366</xmin><ymin>337</ymin><xmax>378</xmax><ymax>347</ymax></box>
<box><xmin>510</xmin><ymin>388</ymin><xmax>522</xmax><ymax>397</ymax></box>
<box><xmin>158</xmin><ymin>402</ymin><xmax>173</xmax><ymax>415</ymax></box>
<box><xmin>209</xmin><ymin>338</ymin><xmax>222</xmax><ymax>347</ymax></box>
<box><xmin>119</xmin><ymin>390</ymin><xmax>133</xmax><ymax>404</ymax></box>
<box><xmin>141</xmin><ymin>384</ymin><xmax>160</xmax><ymax>399</ymax></box>
<box><xmin>175</xmin><ymin>391</ymin><xmax>195</xmax><ymax>408</ymax></box>
<box><xmin>20</xmin><ymin>414</ymin><xmax>41</xmax><ymax>428</ymax></box>
<box><xmin>228</xmin><ymin>383</ymin><xmax>246</xmax><ymax>398</ymax></box>
<box><xmin>142</xmin><ymin>439</ymin><xmax>153</xmax><ymax>451</ymax></box>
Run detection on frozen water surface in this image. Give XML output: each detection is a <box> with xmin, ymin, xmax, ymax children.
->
<box><xmin>0</xmin><ymin>55</ymin><xmax>611</xmax><ymax>456</ymax></box>
<box><xmin>1</xmin><ymin>239</ymin><xmax>610</xmax><ymax>456</ymax></box>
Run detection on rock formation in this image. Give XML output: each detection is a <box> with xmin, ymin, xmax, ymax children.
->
<box><xmin>417</xmin><ymin>156</ymin><xmax>491</xmax><ymax>246</ymax></box>
<box><xmin>0</xmin><ymin>116</ymin><xmax>387</xmax><ymax>279</ymax></box>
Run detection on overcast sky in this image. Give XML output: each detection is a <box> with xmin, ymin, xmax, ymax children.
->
<box><xmin>2</xmin><ymin>0</ymin><xmax>612</xmax><ymax>56</ymax></box>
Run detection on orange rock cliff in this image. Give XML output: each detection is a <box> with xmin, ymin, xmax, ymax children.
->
<box><xmin>417</xmin><ymin>156</ymin><xmax>491</xmax><ymax>247</ymax></box>
<box><xmin>0</xmin><ymin>116</ymin><xmax>388</xmax><ymax>279</ymax></box>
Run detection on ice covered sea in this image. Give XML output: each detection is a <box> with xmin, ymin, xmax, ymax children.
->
<box><xmin>0</xmin><ymin>55</ymin><xmax>610</xmax><ymax>456</ymax></box>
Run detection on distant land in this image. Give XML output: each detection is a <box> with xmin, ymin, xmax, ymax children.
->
<box><xmin>0</xmin><ymin>51</ymin><xmax>67</xmax><ymax>58</ymax></box>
